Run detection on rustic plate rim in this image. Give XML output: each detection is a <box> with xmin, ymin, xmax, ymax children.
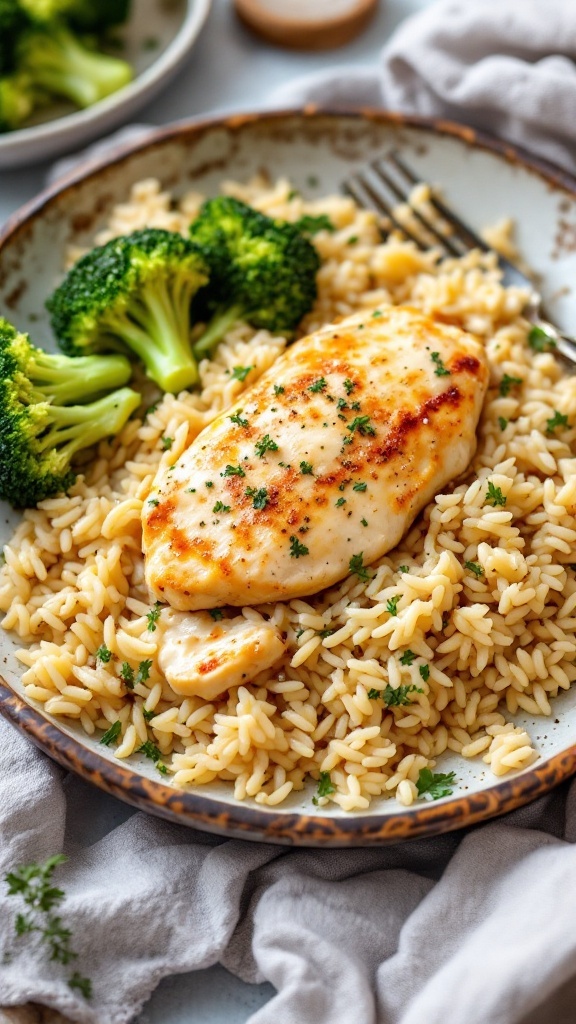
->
<box><xmin>1</xmin><ymin>106</ymin><xmax>576</xmax><ymax>846</ymax></box>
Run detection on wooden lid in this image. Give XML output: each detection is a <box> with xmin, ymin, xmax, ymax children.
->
<box><xmin>234</xmin><ymin>0</ymin><xmax>379</xmax><ymax>51</ymax></box>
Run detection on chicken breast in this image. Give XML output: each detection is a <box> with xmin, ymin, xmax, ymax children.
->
<box><xmin>143</xmin><ymin>304</ymin><xmax>489</xmax><ymax>610</ymax></box>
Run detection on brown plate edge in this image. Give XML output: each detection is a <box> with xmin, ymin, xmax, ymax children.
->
<box><xmin>1</xmin><ymin>107</ymin><xmax>576</xmax><ymax>846</ymax></box>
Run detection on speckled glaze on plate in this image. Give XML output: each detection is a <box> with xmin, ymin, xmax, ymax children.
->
<box><xmin>1</xmin><ymin>109</ymin><xmax>576</xmax><ymax>846</ymax></box>
<box><xmin>0</xmin><ymin>0</ymin><xmax>212</xmax><ymax>169</ymax></box>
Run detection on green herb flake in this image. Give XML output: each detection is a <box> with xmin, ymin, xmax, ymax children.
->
<box><xmin>361</xmin><ymin>518</ymin><xmax>368</xmax><ymax>527</ymax></box>
<box><xmin>222</xmin><ymin>464</ymin><xmax>246</xmax><ymax>477</ymax></box>
<box><xmin>142</xmin><ymin>708</ymin><xmax>156</xmax><ymax>722</ymax></box>
<box><xmin>100</xmin><ymin>720</ymin><xmax>121</xmax><ymax>746</ymax></box>
<box><xmin>315</xmin><ymin>771</ymin><xmax>336</xmax><ymax>800</ymax></box>
<box><xmin>120</xmin><ymin>663</ymin><xmax>134</xmax><ymax>689</ymax></box>
<box><xmin>160</xmin><ymin>436</ymin><xmax>173</xmax><ymax>451</ymax></box>
<box><xmin>232</xmin><ymin>365</ymin><xmax>253</xmax><ymax>381</ymax></box>
<box><xmin>383</xmin><ymin>683</ymin><xmax>422</xmax><ymax>707</ymax></box>
<box><xmin>137</xmin><ymin>740</ymin><xmax>162</xmax><ymax>763</ymax></box>
<box><xmin>205</xmin><ymin>480</ymin><xmax>214</xmax><ymax>488</ymax></box>
<box><xmin>300</xmin><ymin>461</ymin><xmax>314</xmax><ymax>475</ymax></box>
<box><xmin>147</xmin><ymin>498</ymin><xmax>159</xmax><ymax>507</ymax></box>
<box><xmin>546</xmin><ymin>410</ymin><xmax>569</xmax><ymax>434</ymax></box>
<box><xmin>295</xmin><ymin>214</ymin><xmax>335</xmax><ymax>234</ymax></box>
<box><xmin>386</xmin><ymin>595</ymin><xmax>400</xmax><ymax>616</ymax></box>
<box><xmin>498</xmin><ymin>417</ymin><xmax>508</xmax><ymax>431</ymax></box>
<box><xmin>372</xmin><ymin>310</ymin><xmax>382</xmax><ymax>318</ymax></box>
<box><xmin>499</xmin><ymin>373</ymin><xmax>523</xmax><ymax>397</ymax></box>
<box><xmin>416</xmin><ymin>767</ymin><xmax>457</xmax><ymax>800</ymax></box>
<box><xmin>255</xmin><ymin>434</ymin><xmax>279</xmax><ymax>458</ymax></box>
<box><xmin>419</xmin><ymin>664</ymin><xmax>430</xmax><ymax>683</ymax></box>
<box><xmin>273</xmin><ymin>385</ymin><xmax>285</xmax><ymax>396</ymax></box>
<box><xmin>213</xmin><ymin>501</ymin><xmax>231</xmax><ymax>514</ymax></box>
<box><xmin>431</xmin><ymin>352</ymin><xmax>450</xmax><ymax>377</ymax></box>
<box><xmin>367</xmin><ymin>688</ymin><xmax>381</xmax><ymax>699</ymax></box>
<box><xmin>485</xmin><ymin>481</ymin><xmax>507</xmax><ymax>507</ymax></box>
<box><xmin>136</xmin><ymin>660</ymin><xmax>152</xmax><ymax>685</ymax></box>
<box><xmin>347</xmin><ymin>415</ymin><xmax>376</xmax><ymax>437</ymax></box>
<box><xmin>347</xmin><ymin>235</ymin><xmax>359</xmax><ymax>245</ymax></box>
<box><xmin>464</xmin><ymin>561</ymin><xmax>484</xmax><ymax>578</ymax></box>
<box><xmin>229</xmin><ymin>410</ymin><xmax>249</xmax><ymax>427</ymax></box>
<box><xmin>146</xmin><ymin>602</ymin><xmax>162</xmax><ymax>632</ymax></box>
<box><xmin>335</xmin><ymin>497</ymin><xmax>346</xmax><ymax>507</ymax></box>
<box><xmin>399</xmin><ymin>649</ymin><xmax>417</xmax><ymax>666</ymax></box>
<box><xmin>353</xmin><ymin>481</ymin><xmax>367</xmax><ymax>492</ymax></box>
<box><xmin>95</xmin><ymin>644</ymin><xmax>112</xmax><ymax>664</ymax></box>
<box><xmin>209</xmin><ymin>608</ymin><xmax>224</xmax><ymax>620</ymax></box>
<box><xmin>309</xmin><ymin>377</ymin><xmax>327</xmax><ymax>393</ymax></box>
<box><xmin>246</xmin><ymin>486</ymin><xmax>269</xmax><ymax>510</ymax></box>
<box><xmin>528</xmin><ymin>325</ymin><xmax>556</xmax><ymax>352</ymax></box>
<box><xmin>68</xmin><ymin>972</ymin><xmax>92</xmax><ymax>999</ymax></box>
<box><xmin>289</xmin><ymin>535</ymin><xmax>309</xmax><ymax>558</ymax></box>
<box><xmin>343</xmin><ymin>379</ymin><xmax>355</xmax><ymax>395</ymax></box>
<box><xmin>398</xmin><ymin>565</ymin><xmax>410</xmax><ymax>573</ymax></box>
<box><xmin>349</xmin><ymin>552</ymin><xmax>372</xmax><ymax>582</ymax></box>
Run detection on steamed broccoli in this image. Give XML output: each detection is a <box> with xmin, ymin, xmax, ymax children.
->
<box><xmin>0</xmin><ymin>71</ymin><xmax>40</xmax><ymax>131</ymax></box>
<box><xmin>188</xmin><ymin>197</ymin><xmax>320</xmax><ymax>360</ymax></box>
<box><xmin>16</xmin><ymin>21</ymin><xmax>132</xmax><ymax>109</ymax></box>
<box><xmin>0</xmin><ymin>318</ymin><xmax>140</xmax><ymax>508</ymax></box>
<box><xmin>18</xmin><ymin>0</ymin><xmax>131</xmax><ymax>30</ymax></box>
<box><xmin>47</xmin><ymin>228</ymin><xmax>210</xmax><ymax>393</ymax></box>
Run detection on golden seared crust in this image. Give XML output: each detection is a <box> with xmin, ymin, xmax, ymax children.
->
<box><xmin>142</xmin><ymin>304</ymin><xmax>489</xmax><ymax>609</ymax></box>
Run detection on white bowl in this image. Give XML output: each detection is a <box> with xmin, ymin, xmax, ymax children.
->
<box><xmin>0</xmin><ymin>0</ymin><xmax>212</xmax><ymax>169</ymax></box>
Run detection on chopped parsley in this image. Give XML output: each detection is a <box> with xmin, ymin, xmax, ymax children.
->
<box><xmin>317</xmin><ymin>628</ymin><xmax>335</xmax><ymax>638</ymax></box>
<box><xmin>300</xmin><ymin>461</ymin><xmax>313</xmax><ymax>475</ymax></box>
<box><xmin>309</xmin><ymin>377</ymin><xmax>327</xmax><ymax>393</ymax></box>
<box><xmin>273</xmin><ymin>385</ymin><xmax>285</xmax><ymax>396</ymax></box>
<box><xmin>312</xmin><ymin>771</ymin><xmax>336</xmax><ymax>804</ymax></box>
<box><xmin>95</xmin><ymin>644</ymin><xmax>112</xmax><ymax>664</ymax></box>
<box><xmin>222</xmin><ymin>464</ymin><xmax>246</xmax><ymax>477</ymax></box>
<box><xmin>245</xmin><ymin>486</ymin><xmax>269</xmax><ymax>510</ymax></box>
<box><xmin>343</xmin><ymin>378</ymin><xmax>355</xmax><ymax>395</ymax></box>
<box><xmin>399</xmin><ymin>649</ymin><xmax>417</xmax><ymax>666</ymax></box>
<box><xmin>498</xmin><ymin>417</ymin><xmax>508</xmax><ymax>431</ymax></box>
<box><xmin>137</xmin><ymin>739</ymin><xmax>162</xmax><ymax>761</ymax></box>
<box><xmin>416</xmin><ymin>768</ymin><xmax>457</xmax><ymax>800</ymax></box>
<box><xmin>349</xmin><ymin>552</ymin><xmax>372</xmax><ymax>582</ymax></box>
<box><xmin>431</xmin><ymin>352</ymin><xmax>450</xmax><ymax>377</ymax></box>
<box><xmin>335</xmin><ymin>497</ymin><xmax>346</xmax><ymax>507</ymax></box>
<box><xmin>361</xmin><ymin>518</ymin><xmax>368</xmax><ymax>527</ymax></box>
<box><xmin>212</xmin><ymin>501</ymin><xmax>231</xmax><ymax>514</ymax></box>
<box><xmin>289</xmin><ymin>535</ymin><xmax>309</xmax><ymax>558</ymax></box>
<box><xmin>209</xmin><ymin>608</ymin><xmax>224</xmax><ymax>620</ymax></box>
<box><xmin>255</xmin><ymin>434</ymin><xmax>279</xmax><ymax>458</ymax></box>
<box><xmin>68</xmin><ymin>973</ymin><xmax>93</xmax><ymax>999</ymax></box>
<box><xmin>136</xmin><ymin>660</ymin><xmax>152</xmax><ymax>685</ymax></box>
<box><xmin>419</xmin><ymin>664</ymin><xmax>430</xmax><ymax>683</ymax></box>
<box><xmin>499</xmin><ymin>373</ymin><xmax>523</xmax><ymax>397</ymax></box>
<box><xmin>528</xmin><ymin>325</ymin><xmax>556</xmax><ymax>352</ymax></box>
<box><xmin>100</xmin><ymin>720</ymin><xmax>121</xmax><ymax>746</ymax></box>
<box><xmin>161</xmin><ymin>436</ymin><xmax>173</xmax><ymax>451</ymax></box>
<box><xmin>229</xmin><ymin>410</ymin><xmax>249</xmax><ymax>427</ymax></box>
<box><xmin>148</xmin><ymin>498</ymin><xmax>159</xmax><ymax>507</ymax></box>
<box><xmin>294</xmin><ymin>214</ymin><xmax>335</xmax><ymax>234</ymax></box>
<box><xmin>146</xmin><ymin>601</ymin><xmax>162</xmax><ymax>631</ymax></box>
<box><xmin>120</xmin><ymin>663</ymin><xmax>134</xmax><ymax>689</ymax></box>
<box><xmin>386</xmin><ymin>595</ymin><xmax>400</xmax><ymax>616</ymax></box>
<box><xmin>485</xmin><ymin>481</ymin><xmax>507</xmax><ymax>507</ymax></box>
<box><xmin>347</xmin><ymin>235</ymin><xmax>359</xmax><ymax>244</ymax></box>
<box><xmin>353</xmin><ymin>481</ymin><xmax>367</xmax><ymax>492</ymax></box>
<box><xmin>383</xmin><ymin>683</ymin><xmax>422</xmax><ymax>706</ymax></box>
<box><xmin>232</xmin><ymin>365</ymin><xmax>253</xmax><ymax>381</ymax></box>
<box><xmin>464</xmin><ymin>561</ymin><xmax>484</xmax><ymax>578</ymax></box>
<box><xmin>372</xmin><ymin>310</ymin><xmax>382</xmax><ymax>318</ymax></box>
<box><xmin>546</xmin><ymin>410</ymin><xmax>569</xmax><ymax>434</ymax></box>
<box><xmin>205</xmin><ymin>480</ymin><xmax>214</xmax><ymax>488</ymax></box>
<box><xmin>347</xmin><ymin>415</ymin><xmax>376</xmax><ymax>437</ymax></box>
<box><xmin>142</xmin><ymin>708</ymin><xmax>156</xmax><ymax>722</ymax></box>
<box><xmin>398</xmin><ymin>565</ymin><xmax>410</xmax><ymax>573</ymax></box>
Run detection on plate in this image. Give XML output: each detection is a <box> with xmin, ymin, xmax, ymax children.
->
<box><xmin>0</xmin><ymin>0</ymin><xmax>212</xmax><ymax>169</ymax></box>
<box><xmin>1</xmin><ymin>109</ymin><xmax>576</xmax><ymax>846</ymax></box>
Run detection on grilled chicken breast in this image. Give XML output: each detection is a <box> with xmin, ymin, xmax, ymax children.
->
<box><xmin>143</xmin><ymin>304</ymin><xmax>489</xmax><ymax>610</ymax></box>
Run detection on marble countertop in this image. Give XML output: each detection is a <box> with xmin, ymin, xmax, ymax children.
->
<box><xmin>0</xmin><ymin>1</ymin><xmax>430</xmax><ymax>1020</ymax></box>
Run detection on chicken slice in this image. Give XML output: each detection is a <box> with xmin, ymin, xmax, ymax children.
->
<box><xmin>143</xmin><ymin>303</ymin><xmax>489</xmax><ymax>610</ymax></box>
<box><xmin>158</xmin><ymin>611</ymin><xmax>286</xmax><ymax>699</ymax></box>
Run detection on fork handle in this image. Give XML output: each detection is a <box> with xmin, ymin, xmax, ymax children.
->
<box><xmin>529</xmin><ymin>316</ymin><xmax>576</xmax><ymax>365</ymax></box>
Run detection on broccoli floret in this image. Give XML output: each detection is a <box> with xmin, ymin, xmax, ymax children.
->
<box><xmin>17</xmin><ymin>20</ymin><xmax>132</xmax><ymax>109</ymax></box>
<box><xmin>188</xmin><ymin>197</ymin><xmax>320</xmax><ymax>360</ymax></box>
<box><xmin>18</xmin><ymin>0</ymin><xmax>131</xmax><ymax>30</ymax></box>
<box><xmin>0</xmin><ymin>317</ymin><xmax>140</xmax><ymax>508</ymax></box>
<box><xmin>0</xmin><ymin>71</ymin><xmax>40</xmax><ymax>131</ymax></box>
<box><xmin>0</xmin><ymin>0</ymin><xmax>27</xmax><ymax>75</ymax></box>
<box><xmin>47</xmin><ymin>228</ymin><xmax>210</xmax><ymax>393</ymax></box>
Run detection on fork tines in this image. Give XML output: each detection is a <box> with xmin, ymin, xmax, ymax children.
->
<box><xmin>344</xmin><ymin>150</ymin><xmax>490</xmax><ymax>259</ymax></box>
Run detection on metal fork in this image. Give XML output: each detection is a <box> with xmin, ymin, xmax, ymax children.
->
<box><xmin>343</xmin><ymin>151</ymin><xmax>576</xmax><ymax>363</ymax></box>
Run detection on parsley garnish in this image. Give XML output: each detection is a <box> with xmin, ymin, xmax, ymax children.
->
<box><xmin>222</xmin><ymin>464</ymin><xmax>245</xmax><ymax>477</ymax></box>
<box><xmin>300</xmin><ymin>461</ymin><xmax>313</xmax><ymax>475</ymax></box>
<box><xmin>416</xmin><ymin>768</ymin><xmax>456</xmax><ymax>800</ymax></box>
<box><xmin>528</xmin><ymin>325</ymin><xmax>556</xmax><ymax>352</ymax></box>
<box><xmin>95</xmin><ymin>644</ymin><xmax>112</xmax><ymax>664</ymax></box>
<box><xmin>213</xmin><ymin>501</ymin><xmax>231</xmax><ymax>513</ymax></box>
<box><xmin>386</xmin><ymin>595</ymin><xmax>400</xmax><ymax>616</ymax></box>
<box><xmin>161</xmin><ymin>436</ymin><xmax>173</xmax><ymax>451</ymax></box>
<box><xmin>353</xmin><ymin>481</ymin><xmax>367</xmax><ymax>492</ymax></box>
<box><xmin>146</xmin><ymin>601</ymin><xmax>162</xmax><ymax>631</ymax></box>
<box><xmin>419</xmin><ymin>664</ymin><xmax>430</xmax><ymax>682</ymax></box>
<box><xmin>289</xmin><ymin>535</ymin><xmax>309</xmax><ymax>558</ymax></box>
<box><xmin>294</xmin><ymin>214</ymin><xmax>335</xmax><ymax>234</ymax></box>
<box><xmin>348</xmin><ymin>552</ymin><xmax>372</xmax><ymax>582</ymax></box>
<box><xmin>343</xmin><ymin>379</ymin><xmax>355</xmax><ymax>395</ymax></box>
<box><xmin>361</xmin><ymin>518</ymin><xmax>368</xmax><ymax>527</ymax></box>
<box><xmin>120</xmin><ymin>663</ymin><xmax>134</xmax><ymax>689</ymax></box>
<box><xmin>209</xmin><ymin>608</ymin><xmax>223</xmax><ymax>620</ymax></box>
<box><xmin>399</xmin><ymin>649</ymin><xmax>416</xmax><ymax>666</ymax></box>
<box><xmin>232</xmin><ymin>365</ymin><xmax>253</xmax><ymax>381</ymax></box>
<box><xmin>229</xmin><ymin>410</ymin><xmax>249</xmax><ymax>427</ymax></box>
<box><xmin>100</xmin><ymin>720</ymin><xmax>121</xmax><ymax>746</ymax></box>
<box><xmin>255</xmin><ymin>434</ymin><xmax>279</xmax><ymax>458</ymax></box>
<box><xmin>142</xmin><ymin>708</ymin><xmax>156</xmax><ymax>722</ymax></box>
<box><xmin>335</xmin><ymin>497</ymin><xmax>346</xmax><ymax>507</ymax></box>
<box><xmin>398</xmin><ymin>565</ymin><xmax>410</xmax><ymax>573</ymax></box>
<box><xmin>205</xmin><ymin>481</ymin><xmax>214</xmax><ymax>488</ymax></box>
<box><xmin>309</xmin><ymin>377</ymin><xmax>327</xmax><ymax>393</ymax></box>
<box><xmin>546</xmin><ymin>410</ymin><xmax>569</xmax><ymax>434</ymax></box>
<box><xmin>372</xmin><ymin>310</ymin><xmax>382</xmax><ymax>318</ymax></box>
<box><xmin>137</xmin><ymin>740</ymin><xmax>168</xmax><ymax>775</ymax></box>
<box><xmin>273</xmin><ymin>385</ymin><xmax>285</xmax><ymax>395</ymax></box>
<box><xmin>312</xmin><ymin>771</ymin><xmax>336</xmax><ymax>804</ymax></box>
<box><xmin>383</xmin><ymin>684</ymin><xmax>422</xmax><ymax>706</ymax></box>
<box><xmin>499</xmin><ymin>373</ymin><xmax>523</xmax><ymax>397</ymax></box>
<box><xmin>4</xmin><ymin>855</ymin><xmax>92</xmax><ymax>998</ymax></box>
<box><xmin>464</xmin><ymin>561</ymin><xmax>484</xmax><ymax>578</ymax></box>
<box><xmin>148</xmin><ymin>498</ymin><xmax>159</xmax><ymax>507</ymax></box>
<box><xmin>498</xmin><ymin>417</ymin><xmax>508</xmax><ymax>431</ymax></box>
<box><xmin>347</xmin><ymin>415</ymin><xmax>376</xmax><ymax>437</ymax></box>
<box><xmin>485</xmin><ymin>481</ymin><xmax>507</xmax><ymax>507</ymax></box>
<box><xmin>245</xmin><ymin>486</ymin><xmax>269</xmax><ymax>509</ymax></box>
<box><xmin>431</xmin><ymin>352</ymin><xmax>450</xmax><ymax>377</ymax></box>
<box><xmin>136</xmin><ymin>660</ymin><xmax>152</xmax><ymax>685</ymax></box>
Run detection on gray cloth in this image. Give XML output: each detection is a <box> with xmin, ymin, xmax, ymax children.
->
<box><xmin>3</xmin><ymin>1</ymin><xmax>576</xmax><ymax>1021</ymax></box>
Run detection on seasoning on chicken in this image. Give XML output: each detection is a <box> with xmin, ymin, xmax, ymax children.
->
<box><xmin>142</xmin><ymin>303</ymin><xmax>489</xmax><ymax>610</ymax></box>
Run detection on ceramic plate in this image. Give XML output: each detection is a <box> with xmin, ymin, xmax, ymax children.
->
<box><xmin>1</xmin><ymin>110</ymin><xmax>576</xmax><ymax>846</ymax></box>
<box><xmin>0</xmin><ymin>0</ymin><xmax>212</xmax><ymax>169</ymax></box>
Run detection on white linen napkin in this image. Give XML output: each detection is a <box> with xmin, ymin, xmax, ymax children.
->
<box><xmin>3</xmin><ymin>2</ymin><xmax>576</xmax><ymax>1022</ymax></box>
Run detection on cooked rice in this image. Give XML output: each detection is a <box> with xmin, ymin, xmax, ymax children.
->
<box><xmin>2</xmin><ymin>174</ymin><xmax>576</xmax><ymax>811</ymax></box>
